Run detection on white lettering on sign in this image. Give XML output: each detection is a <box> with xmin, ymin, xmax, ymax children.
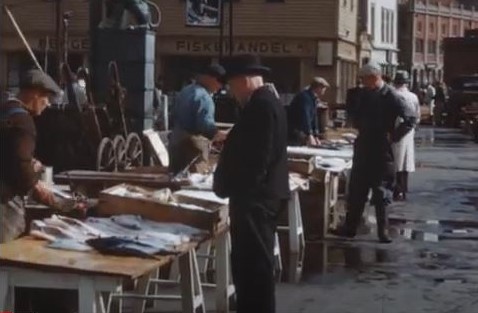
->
<box><xmin>174</xmin><ymin>40</ymin><xmax>309</xmax><ymax>55</ymax></box>
<box><xmin>38</xmin><ymin>38</ymin><xmax>90</xmax><ymax>51</ymax></box>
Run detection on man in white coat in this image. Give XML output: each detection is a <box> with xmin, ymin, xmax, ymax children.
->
<box><xmin>392</xmin><ymin>71</ymin><xmax>421</xmax><ymax>201</ymax></box>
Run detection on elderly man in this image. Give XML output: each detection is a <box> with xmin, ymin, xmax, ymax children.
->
<box><xmin>213</xmin><ymin>54</ymin><xmax>289</xmax><ymax>313</ymax></box>
<box><xmin>333</xmin><ymin>62</ymin><xmax>417</xmax><ymax>243</ymax></box>
<box><xmin>287</xmin><ymin>77</ymin><xmax>329</xmax><ymax>146</ymax></box>
<box><xmin>169</xmin><ymin>63</ymin><xmax>228</xmax><ymax>174</ymax></box>
<box><xmin>0</xmin><ymin>69</ymin><xmax>67</xmax><ymax>243</ymax></box>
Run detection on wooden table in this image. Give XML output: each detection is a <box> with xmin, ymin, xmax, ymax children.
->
<box><xmin>0</xmin><ymin>236</ymin><xmax>214</xmax><ymax>313</ymax></box>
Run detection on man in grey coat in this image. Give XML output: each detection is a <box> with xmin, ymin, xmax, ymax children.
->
<box><xmin>333</xmin><ymin>62</ymin><xmax>418</xmax><ymax>243</ymax></box>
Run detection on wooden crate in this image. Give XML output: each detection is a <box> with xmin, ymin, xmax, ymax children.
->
<box><xmin>98</xmin><ymin>184</ymin><xmax>225</xmax><ymax>232</ymax></box>
<box><xmin>288</xmin><ymin>157</ymin><xmax>315</xmax><ymax>175</ymax></box>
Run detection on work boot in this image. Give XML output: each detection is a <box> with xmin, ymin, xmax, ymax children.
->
<box><xmin>375</xmin><ymin>206</ymin><xmax>392</xmax><ymax>244</ymax></box>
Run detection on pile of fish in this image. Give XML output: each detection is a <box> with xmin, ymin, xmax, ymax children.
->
<box><xmin>30</xmin><ymin>214</ymin><xmax>207</xmax><ymax>257</ymax></box>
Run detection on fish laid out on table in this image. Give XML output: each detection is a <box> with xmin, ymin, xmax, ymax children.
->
<box><xmin>30</xmin><ymin>214</ymin><xmax>207</xmax><ymax>258</ymax></box>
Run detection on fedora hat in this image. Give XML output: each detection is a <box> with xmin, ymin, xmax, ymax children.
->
<box><xmin>225</xmin><ymin>54</ymin><xmax>270</xmax><ymax>80</ymax></box>
<box><xmin>393</xmin><ymin>70</ymin><xmax>410</xmax><ymax>85</ymax></box>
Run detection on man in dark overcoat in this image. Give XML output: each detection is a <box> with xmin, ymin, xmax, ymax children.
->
<box><xmin>333</xmin><ymin>62</ymin><xmax>417</xmax><ymax>243</ymax></box>
<box><xmin>213</xmin><ymin>54</ymin><xmax>289</xmax><ymax>313</ymax></box>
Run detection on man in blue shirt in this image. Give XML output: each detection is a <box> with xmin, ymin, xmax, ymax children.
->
<box><xmin>169</xmin><ymin>64</ymin><xmax>227</xmax><ymax>174</ymax></box>
<box><xmin>287</xmin><ymin>77</ymin><xmax>329</xmax><ymax>146</ymax></box>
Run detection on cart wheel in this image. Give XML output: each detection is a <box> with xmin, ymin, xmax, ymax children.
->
<box><xmin>113</xmin><ymin>135</ymin><xmax>127</xmax><ymax>170</ymax></box>
<box><xmin>96</xmin><ymin>137</ymin><xmax>117</xmax><ymax>171</ymax></box>
<box><xmin>125</xmin><ymin>133</ymin><xmax>144</xmax><ymax>167</ymax></box>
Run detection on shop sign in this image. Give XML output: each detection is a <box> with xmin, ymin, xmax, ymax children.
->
<box><xmin>171</xmin><ymin>39</ymin><xmax>313</xmax><ymax>56</ymax></box>
<box><xmin>38</xmin><ymin>37</ymin><xmax>90</xmax><ymax>51</ymax></box>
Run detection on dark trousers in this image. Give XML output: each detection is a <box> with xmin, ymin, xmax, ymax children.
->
<box><xmin>394</xmin><ymin>171</ymin><xmax>409</xmax><ymax>196</ymax></box>
<box><xmin>229</xmin><ymin>197</ymin><xmax>283</xmax><ymax>313</ymax></box>
<box><xmin>344</xmin><ymin>165</ymin><xmax>394</xmax><ymax>234</ymax></box>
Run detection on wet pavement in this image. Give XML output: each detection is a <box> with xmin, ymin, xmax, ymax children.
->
<box><xmin>275</xmin><ymin>127</ymin><xmax>478</xmax><ymax>313</ymax></box>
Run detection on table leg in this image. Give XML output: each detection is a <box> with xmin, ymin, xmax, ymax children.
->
<box><xmin>215</xmin><ymin>231</ymin><xmax>233</xmax><ymax>313</ymax></box>
<box><xmin>288</xmin><ymin>191</ymin><xmax>305</xmax><ymax>254</ymax></box>
<box><xmin>0</xmin><ymin>271</ymin><xmax>13</xmax><ymax>311</ymax></box>
<box><xmin>79</xmin><ymin>277</ymin><xmax>98</xmax><ymax>313</ymax></box>
<box><xmin>179</xmin><ymin>249</ymin><xmax>205</xmax><ymax>313</ymax></box>
<box><xmin>131</xmin><ymin>273</ymin><xmax>152</xmax><ymax>313</ymax></box>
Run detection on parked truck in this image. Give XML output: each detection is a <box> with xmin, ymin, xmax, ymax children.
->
<box><xmin>443</xmin><ymin>30</ymin><xmax>478</xmax><ymax>140</ymax></box>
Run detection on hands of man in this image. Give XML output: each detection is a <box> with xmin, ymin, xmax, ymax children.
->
<box><xmin>306</xmin><ymin>135</ymin><xmax>320</xmax><ymax>147</ymax></box>
<box><xmin>32</xmin><ymin>159</ymin><xmax>44</xmax><ymax>173</ymax></box>
<box><xmin>31</xmin><ymin>182</ymin><xmax>56</xmax><ymax>207</ymax></box>
<box><xmin>213</xmin><ymin>130</ymin><xmax>229</xmax><ymax>143</ymax></box>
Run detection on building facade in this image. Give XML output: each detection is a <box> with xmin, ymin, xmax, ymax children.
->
<box><xmin>358</xmin><ymin>0</ymin><xmax>399</xmax><ymax>77</ymax></box>
<box><xmin>398</xmin><ymin>0</ymin><xmax>478</xmax><ymax>88</ymax></box>
<box><xmin>1</xmin><ymin>0</ymin><xmax>360</xmax><ymax>106</ymax></box>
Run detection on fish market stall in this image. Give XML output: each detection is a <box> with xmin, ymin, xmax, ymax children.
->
<box><xmin>0</xmin><ymin>183</ymin><xmax>234</xmax><ymax>313</ymax></box>
<box><xmin>287</xmin><ymin>141</ymin><xmax>355</xmax><ymax>239</ymax></box>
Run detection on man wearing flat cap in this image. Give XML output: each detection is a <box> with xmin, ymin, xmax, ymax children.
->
<box><xmin>287</xmin><ymin>76</ymin><xmax>329</xmax><ymax>146</ymax></box>
<box><xmin>333</xmin><ymin>62</ymin><xmax>418</xmax><ymax>243</ymax></box>
<box><xmin>0</xmin><ymin>69</ymin><xmax>65</xmax><ymax>243</ymax></box>
<box><xmin>213</xmin><ymin>54</ymin><xmax>289</xmax><ymax>313</ymax></box>
<box><xmin>169</xmin><ymin>63</ymin><xmax>228</xmax><ymax>174</ymax></box>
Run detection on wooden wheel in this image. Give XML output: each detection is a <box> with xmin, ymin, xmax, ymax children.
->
<box><xmin>113</xmin><ymin>135</ymin><xmax>127</xmax><ymax>170</ymax></box>
<box><xmin>96</xmin><ymin>137</ymin><xmax>117</xmax><ymax>171</ymax></box>
<box><xmin>125</xmin><ymin>133</ymin><xmax>144</xmax><ymax>168</ymax></box>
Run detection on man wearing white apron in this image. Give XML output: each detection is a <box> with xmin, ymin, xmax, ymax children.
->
<box><xmin>392</xmin><ymin>71</ymin><xmax>421</xmax><ymax>201</ymax></box>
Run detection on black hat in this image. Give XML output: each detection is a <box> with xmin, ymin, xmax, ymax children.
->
<box><xmin>394</xmin><ymin>70</ymin><xmax>410</xmax><ymax>85</ymax></box>
<box><xmin>225</xmin><ymin>54</ymin><xmax>270</xmax><ymax>80</ymax></box>
<box><xmin>198</xmin><ymin>63</ymin><xmax>226</xmax><ymax>80</ymax></box>
<box><xmin>20</xmin><ymin>69</ymin><xmax>62</xmax><ymax>96</ymax></box>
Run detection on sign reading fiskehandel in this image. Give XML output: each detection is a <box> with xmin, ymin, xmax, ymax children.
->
<box><xmin>166</xmin><ymin>39</ymin><xmax>314</xmax><ymax>56</ymax></box>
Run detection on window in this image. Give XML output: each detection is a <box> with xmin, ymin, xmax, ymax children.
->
<box><xmin>381</xmin><ymin>8</ymin><xmax>386</xmax><ymax>42</ymax></box>
<box><xmin>343</xmin><ymin>0</ymin><xmax>347</xmax><ymax>7</ymax></box>
<box><xmin>417</xmin><ymin>21</ymin><xmax>422</xmax><ymax>32</ymax></box>
<box><xmin>430</xmin><ymin>22</ymin><xmax>435</xmax><ymax>33</ymax></box>
<box><xmin>371</xmin><ymin>4</ymin><xmax>376</xmax><ymax>39</ymax></box>
<box><xmin>453</xmin><ymin>24</ymin><xmax>458</xmax><ymax>35</ymax></box>
<box><xmin>439</xmin><ymin>41</ymin><xmax>444</xmax><ymax>54</ymax></box>
<box><xmin>428</xmin><ymin>39</ymin><xmax>437</xmax><ymax>54</ymax></box>
<box><xmin>441</xmin><ymin>23</ymin><xmax>447</xmax><ymax>35</ymax></box>
<box><xmin>415</xmin><ymin>38</ymin><xmax>424</xmax><ymax>53</ymax></box>
<box><xmin>351</xmin><ymin>0</ymin><xmax>354</xmax><ymax>11</ymax></box>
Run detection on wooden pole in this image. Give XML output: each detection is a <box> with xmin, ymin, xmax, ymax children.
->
<box><xmin>2</xmin><ymin>5</ymin><xmax>43</xmax><ymax>71</ymax></box>
<box><xmin>219</xmin><ymin>0</ymin><xmax>225</xmax><ymax>61</ymax></box>
<box><xmin>229</xmin><ymin>0</ymin><xmax>234</xmax><ymax>56</ymax></box>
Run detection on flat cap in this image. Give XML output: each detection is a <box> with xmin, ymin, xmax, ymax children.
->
<box><xmin>198</xmin><ymin>63</ymin><xmax>226</xmax><ymax>80</ymax></box>
<box><xmin>310</xmin><ymin>77</ymin><xmax>330</xmax><ymax>88</ymax></box>
<box><xmin>20</xmin><ymin>69</ymin><xmax>62</xmax><ymax>96</ymax></box>
<box><xmin>359</xmin><ymin>61</ymin><xmax>382</xmax><ymax>77</ymax></box>
<box><xmin>393</xmin><ymin>70</ymin><xmax>410</xmax><ymax>85</ymax></box>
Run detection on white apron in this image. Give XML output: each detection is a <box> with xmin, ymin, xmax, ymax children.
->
<box><xmin>392</xmin><ymin>87</ymin><xmax>421</xmax><ymax>173</ymax></box>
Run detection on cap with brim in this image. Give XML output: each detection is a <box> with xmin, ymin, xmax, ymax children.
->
<box><xmin>225</xmin><ymin>54</ymin><xmax>271</xmax><ymax>80</ymax></box>
<box><xmin>311</xmin><ymin>77</ymin><xmax>330</xmax><ymax>88</ymax></box>
<box><xmin>359</xmin><ymin>62</ymin><xmax>382</xmax><ymax>77</ymax></box>
<box><xmin>20</xmin><ymin>69</ymin><xmax>62</xmax><ymax>96</ymax></box>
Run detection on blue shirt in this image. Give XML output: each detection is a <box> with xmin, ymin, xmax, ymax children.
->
<box><xmin>287</xmin><ymin>89</ymin><xmax>319</xmax><ymax>136</ymax></box>
<box><xmin>172</xmin><ymin>83</ymin><xmax>217</xmax><ymax>139</ymax></box>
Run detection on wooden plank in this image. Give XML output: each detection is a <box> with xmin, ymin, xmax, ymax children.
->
<box><xmin>54</xmin><ymin>170</ymin><xmax>187</xmax><ymax>197</ymax></box>
<box><xmin>0</xmin><ymin>237</ymin><xmax>174</xmax><ymax>279</ymax></box>
<box><xmin>98</xmin><ymin>184</ymin><xmax>224</xmax><ymax>232</ymax></box>
<box><xmin>288</xmin><ymin>157</ymin><xmax>315</xmax><ymax>175</ymax></box>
